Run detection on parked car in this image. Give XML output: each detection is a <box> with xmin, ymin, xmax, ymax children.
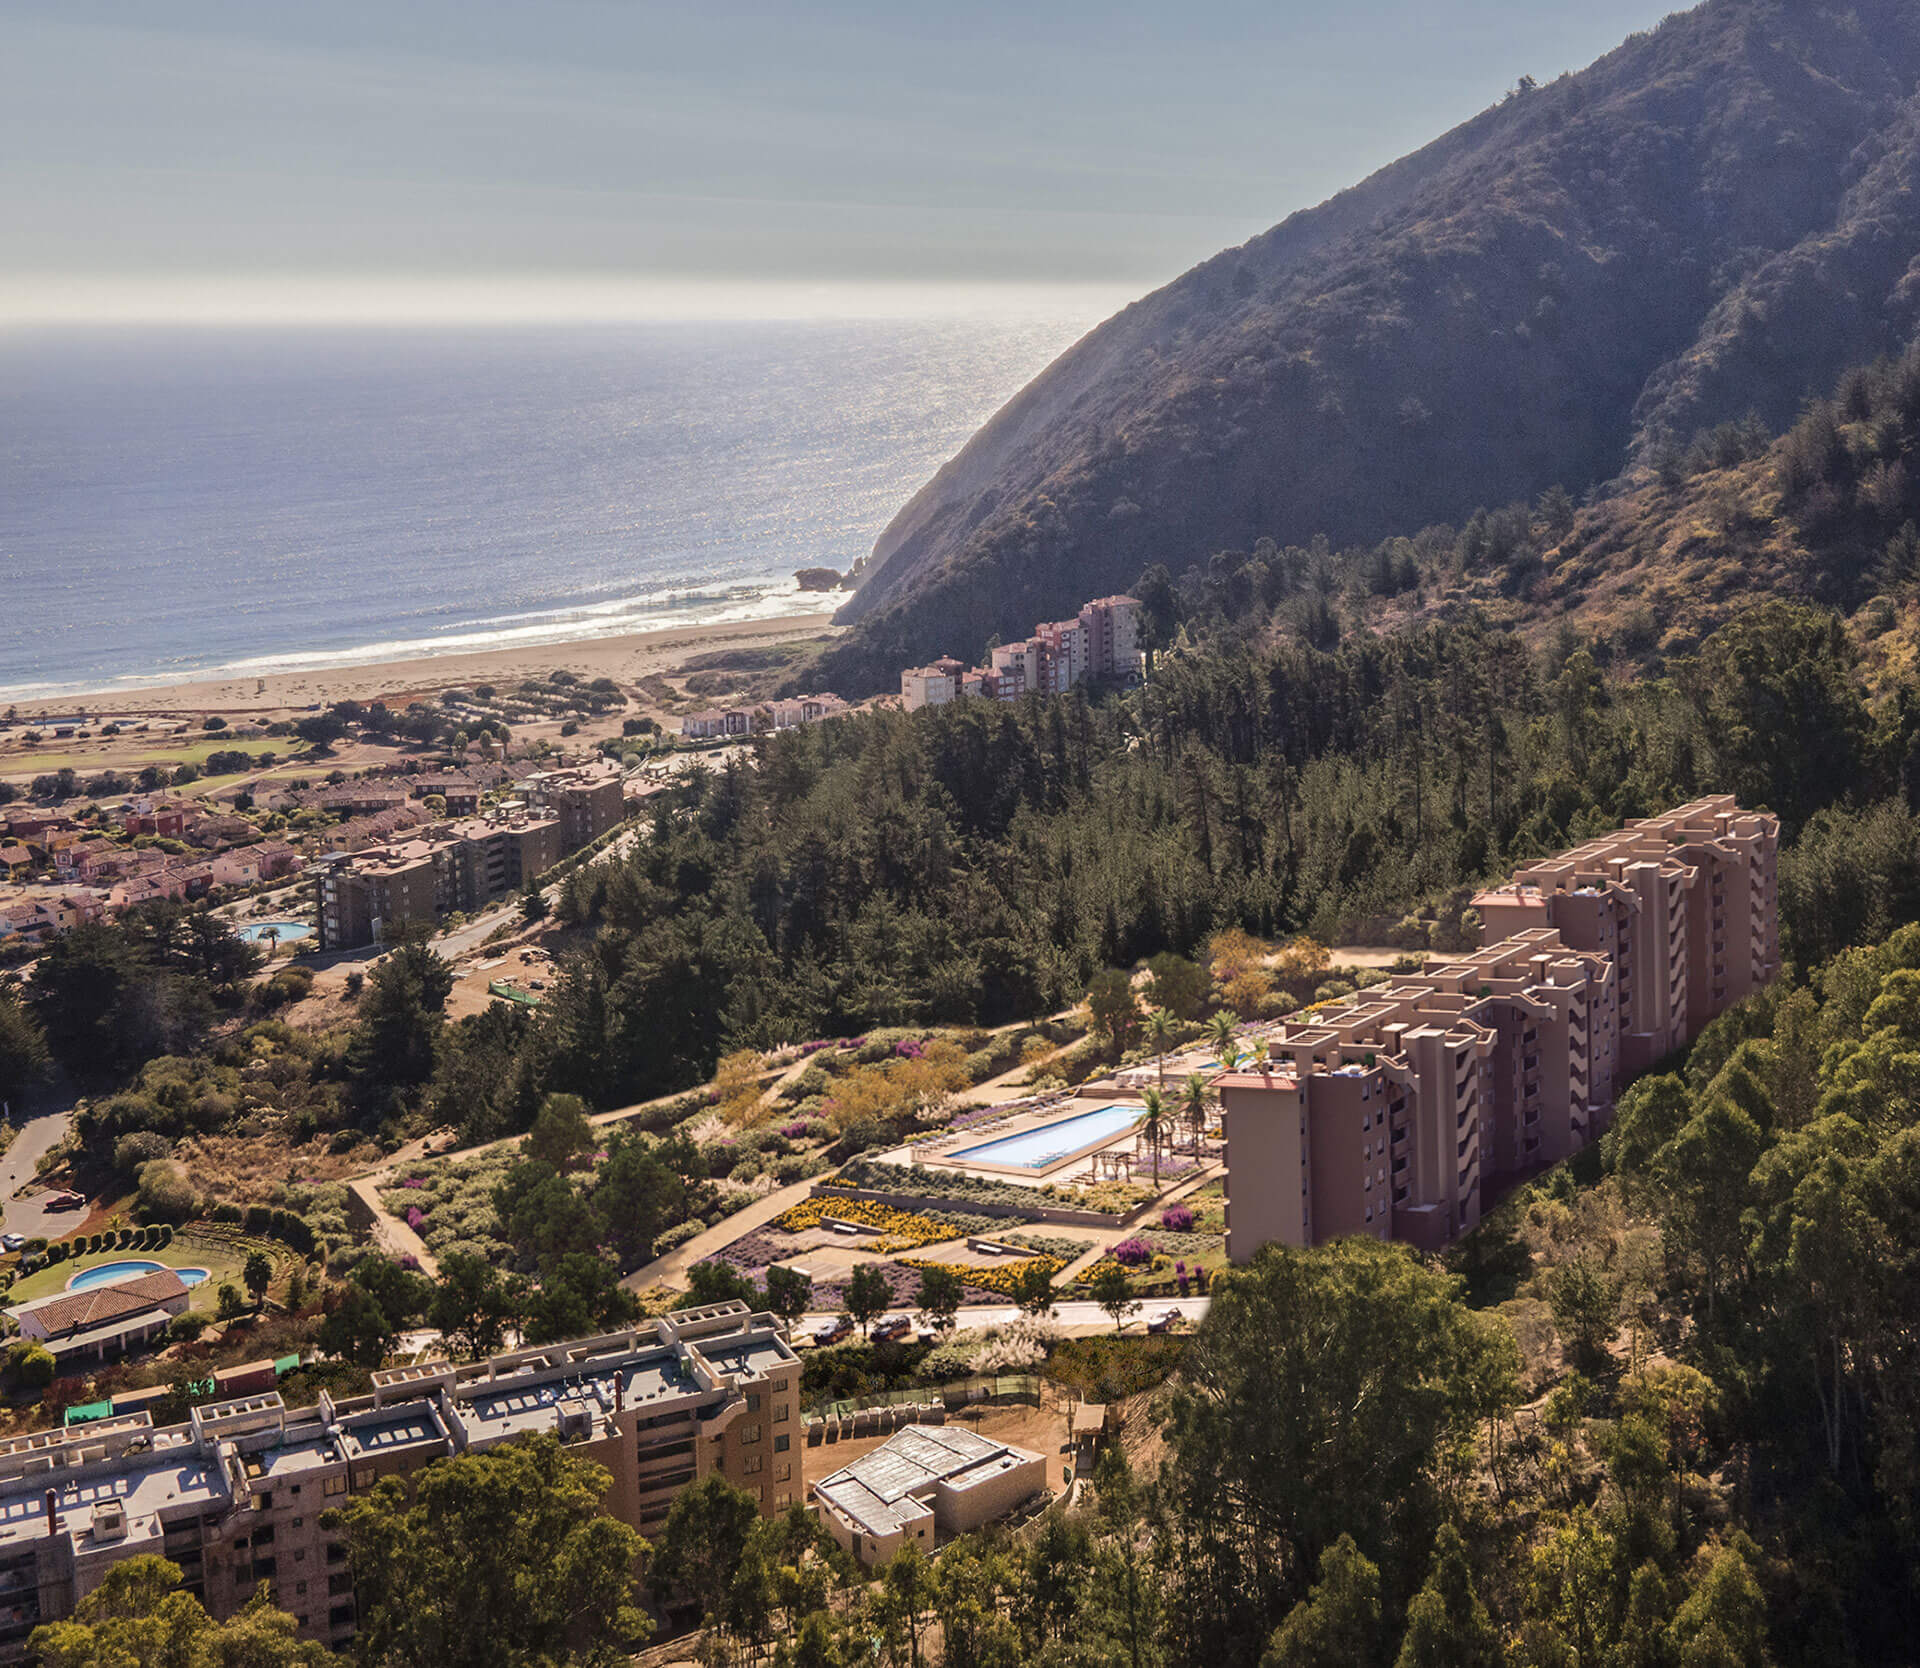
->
<box><xmin>1147</xmin><ymin>1308</ymin><xmax>1183</xmax><ymax>1334</ymax></box>
<box><xmin>44</xmin><ymin>1191</ymin><xmax>86</xmax><ymax>1212</ymax></box>
<box><xmin>810</xmin><ymin>1317</ymin><xmax>852</xmax><ymax>1345</ymax></box>
<box><xmin>0</xmin><ymin>1233</ymin><xmax>25</xmax><ymax>1252</ymax></box>
<box><xmin>871</xmin><ymin>1314</ymin><xmax>912</xmax><ymax>1342</ymax></box>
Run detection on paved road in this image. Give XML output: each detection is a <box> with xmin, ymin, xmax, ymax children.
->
<box><xmin>0</xmin><ymin>1110</ymin><xmax>81</xmax><ymax>1240</ymax></box>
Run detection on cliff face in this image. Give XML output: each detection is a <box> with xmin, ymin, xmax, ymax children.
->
<box><xmin>820</xmin><ymin>0</ymin><xmax>1920</xmax><ymax>694</ymax></box>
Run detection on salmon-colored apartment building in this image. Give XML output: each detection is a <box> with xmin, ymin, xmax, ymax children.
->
<box><xmin>1221</xmin><ymin>796</ymin><xmax>1778</xmax><ymax>1260</ymax></box>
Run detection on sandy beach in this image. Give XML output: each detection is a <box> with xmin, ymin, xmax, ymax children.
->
<box><xmin>10</xmin><ymin>612</ymin><xmax>842</xmax><ymax>720</ymax></box>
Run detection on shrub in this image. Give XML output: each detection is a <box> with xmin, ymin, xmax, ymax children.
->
<box><xmin>113</xmin><ymin>1131</ymin><xmax>172</xmax><ymax>1178</ymax></box>
<box><xmin>136</xmin><ymin>1160</ymin><xmax>197</xmax><ymax>1223</ymax></box>
<box><xmin>9</xmin><ymin>1343</ymin><xmax>54</xmax><ymax>1390</ymax></box>
<box><xmin>1111</xmin><ymin>1237</ymin><xmax>1154</xmax><ymax>1267</ymax></box>
<box><xmin>1160</xmin><ymin>1205</ymin><xmax>1195</xmax><ymax>1232</ymax></box>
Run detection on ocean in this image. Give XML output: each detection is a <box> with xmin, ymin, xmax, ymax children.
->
<box><xmin>0</xmin><ymin>308</ymin><xmax>1100</xmax><ymax>700</ymax></box>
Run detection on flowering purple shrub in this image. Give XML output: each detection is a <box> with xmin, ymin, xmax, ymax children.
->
<box><xmin>1111</xmin><ymin>1237</ymin><xmax>1154</xmax><ymax>1267</ymax></box>
<box><xmin>781</xmin><ymin>1119</ymin><xmax>824</xmax><ymax>1140</ymax></box>
<box><xmin>399</xmin><ymin>1254</ymin><xmax>420</xmax><ymax>1271</ymax></box>
<box><xmin>894</xmin><ymin>1039</ymin><xmax>925</xmax><ymax>1059</ymax></box>
<box><xmin>1160</xmin><ymin>1204</ymin><xmax>1195</xmax><ymax>1232</ymax></box>
<box><xmin>707</xmin><ymin>1230</ymin><xmax>789</xmax><ymax>1278</ymax></box>
<box><xmin>400</xmin><ymin>1177</ymin><xmax>425</xmax><ymax>1189</ymax></box>
<box><xmin>404</xmin><ymin>1206</ymin><xmax>428</xmax><ymax>1232</ymax></box>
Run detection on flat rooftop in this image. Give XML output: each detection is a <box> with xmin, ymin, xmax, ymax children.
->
<box><xmin>814</xmin><ymin>1426</ymin><xmax>1040</xmax><ymax>1538</ymax></box>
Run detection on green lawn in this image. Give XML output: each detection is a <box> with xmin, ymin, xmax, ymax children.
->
<box><xmin>8</xmin><ymin>1235</ymin><xmax>249</xmax><ymax>1310</ymax></box>
<box><xmin>0</xmin><ymin>737</ymin><xmax>315</xmax><ymax>778</ymax></box>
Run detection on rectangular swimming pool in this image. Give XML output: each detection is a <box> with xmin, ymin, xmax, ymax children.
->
<box><xmin>949</xmin><ymin>1104</ymin><xmax>1142</xmax><ymax>1170</ymax></box>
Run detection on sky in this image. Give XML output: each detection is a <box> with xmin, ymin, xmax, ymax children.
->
<box><xmin>0</xmin><ymin>0</ymin><xmax>1682</xmax><ymax>320</ymax></box>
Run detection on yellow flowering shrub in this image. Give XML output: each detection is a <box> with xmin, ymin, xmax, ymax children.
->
<box><xmin>774</xmin><ymin>1196</ymin><xmax>958</xmax><ymax>1252</ymax></box>
<box><xmin>900</xmin><ymin>1254</ymin><xmax>1064</xmax><ymax>1299</ymax></box>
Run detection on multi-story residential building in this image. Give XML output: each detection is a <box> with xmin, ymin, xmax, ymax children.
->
<box><xmin>1220</xmin><ymin>984</ymin><xmax>1496</xmax><ymax>1257</ymax></box>
<box><xmin>316</xmin><ymin>838</ymin><xmax>459</xmax><ymax>950</ymax></box>
<box><xmin>1473</xmin><ymin>795</ymin><xmax>1779</xmax><ymax>1069</ymax></box>
<box><xmin>528</xmin><ymin>761</ymin><xmax>626</xmax><ymax>850</ymax></box>
<box><xmin>681</xmin><ymin>708</ymin><xmax>755</xmax><ymax>740</ymax></box>
<box><xmin>990</xmin><ymin>640</ymin><xmax>1040</xmax><ymax>697</ymax></box>
<box><xmin>901</xmin><ymin>658</ymin><xmax>965</xmax><ymax>712</ymax></box>
<box><xmin>444</xmin><ymin>815</ymin><xmax>564</xmax><ymax>911</ymax></box>
<box><xmin>1033</xmin><ymin>619</ymin><xmax>1088</xmax><ymax>692</ymax></box>
<box><xmin>1220</xmin><ymin>798</ymin><xmax>1778</xmax><ymax>1263</ymax></box>
<box><xmin>0</xmin><ymin>1305</ymin><xmax>799</xmax><ymax>1661</ymax></box>
<box><xmin>1077</xmin><ymin>595</ymin><xmax>1142</xmax><ymax>681</ymax></box>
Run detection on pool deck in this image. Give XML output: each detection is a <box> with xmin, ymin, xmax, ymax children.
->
<box><xmin>909</xmin><ymin>1092</ymin><xmax>1152</xmax><ymax>1183</ymax></box>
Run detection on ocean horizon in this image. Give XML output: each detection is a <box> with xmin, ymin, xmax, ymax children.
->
<box><xmin>0</xmin><ymin>304</ymin><xmax>1104</xmax><ymax>701</ymax></box>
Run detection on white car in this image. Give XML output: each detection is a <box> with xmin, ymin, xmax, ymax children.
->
<box><xmin>0</xmin><ymin>1233</ymin><xmax>26</xmax><ymax>1252</ymax></box>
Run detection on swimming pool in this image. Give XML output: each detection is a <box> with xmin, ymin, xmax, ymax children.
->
<box><xmin>949</xmin><ymin>1104</ymin><xmax>1142</xmax><ymax>1170</ymax></box>
<box><xmin>237</xmin><ymin>920</ymin><xmax>313</xmax><ymax>945</ymax></box>
<box><xmin>66</xmin><ymin>1260</ymin><xmax>210</xmax><ymax>1292</ymax></box>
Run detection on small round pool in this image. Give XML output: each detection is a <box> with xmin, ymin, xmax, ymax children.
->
<box><xmin>66</xmin><ymin>1260</ymin><xmax>210</xmax><ymax>1292</ymax></box>
<box><xmin>236</xmin><ymin>920</ymin><xmax>313</xmax><ymax>946</ymax></box>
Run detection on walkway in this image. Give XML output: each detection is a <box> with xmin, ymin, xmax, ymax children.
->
<box><xmin>620</xmin><ymin>1173</ymin><xmax>821</xmax><ymax>1293</ymax></box>
<box><xmin>347</xmin><ymin>1176</ymin><xmax>440</xmax><ymax>1279</ymax></box>
<box><xmin>1050</xmin><ymin>1159</ymin><xmax>1224</xmax><ymax>1286</ymax></box>
<box><xmin>800</xmin><ymin>1295</ymin><xmax>1209</xmax><ymax>1338</ymax></box>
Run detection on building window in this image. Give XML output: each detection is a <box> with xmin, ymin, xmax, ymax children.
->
<box><xmin>777</xmin><ymin>1462</ymin><xmax>792</xmax><ymax>1482</ymax></box>
<box><xmin>352</xmin><ymin>1469</ymin><xmax>373</xmax><ymax>1490</ymax></box>
<box><xmin>746</xmin><ymin>1393</ymin><xmax>761</xmax><ymax>1413</ymax></box>
<box><xmin>743</xmin><ymin>1456</ymin><xmax>764</xmax><ymax>1475</ymax></box>
<box><xmin>296</xmin><ymin>1583</ymin><xmax>308</xmax><ymax>1597</ymax></box>
<box><xmin>742</xmin><ymin>1424</ymin><xmax>761</xmax><ymax>1444</ymax></box>
<box><xmin>773</xmin><ymin>1378</ymin><xmax>789</xmax><ymax>1393</ymax></box>
<box><xmin>774</xmin><ymin>1434</ymin><xmax>790</xmax><ymax>1453</ymax></box>
<box><xmin>324</xmin><ymin>1477</ymin><xmax>346</xmax><ymax>1497</ymax></box>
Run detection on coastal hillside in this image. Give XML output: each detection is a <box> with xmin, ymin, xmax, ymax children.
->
<box><xmin>821</xmin><ymin>0</ymin><xmax>1920</xmax><ymax>693</ymax></box>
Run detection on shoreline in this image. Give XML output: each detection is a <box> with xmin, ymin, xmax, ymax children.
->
<box><xmin>7</xmin><ymin>612</ymin><xmax>843</xmax><ymax>720</ymax></box>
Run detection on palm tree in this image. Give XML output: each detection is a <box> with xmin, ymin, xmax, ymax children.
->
<box><xmin>1145</xmin><ymin>1006</ymin><xmax>1176</xmax><ymax>1092</ymax></box>
<box><xmin>1206</xmin><ymin>1009</ymin><xmax>1239</xmax><ymax>1059</ymax></box>
<box><xmin>1139</xmin><ymin>1087</ymin><xmax>1168</xmax><ymax>1188</ymax></box>
<box><xmin>1182</xmin><ymin>1072</ymin><xmax>1209</xmax><ymax>1154</ymax></box>
<box><xmin>1250</xmin><ymin>1038</ymin><xmax>1272</xmax><ymax>1074</ymax></box>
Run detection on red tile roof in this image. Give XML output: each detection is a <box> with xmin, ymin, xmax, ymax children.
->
<box><xmin>16</xmin><ymin>1270</ymin><xmax>189</xmax><ymax>1339</ymax></box>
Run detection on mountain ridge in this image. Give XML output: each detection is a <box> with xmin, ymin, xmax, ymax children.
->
<box><xmin>818</xmin><ymin>0</ymin><xmax>1920</xmax><ymax>695</ymax></box>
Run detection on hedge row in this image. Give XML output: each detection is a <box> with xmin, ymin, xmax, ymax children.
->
<box><xmin>42</xmin><ymin>1223</ymin><xmax>174</xmax><ymax>1264</ymax></box>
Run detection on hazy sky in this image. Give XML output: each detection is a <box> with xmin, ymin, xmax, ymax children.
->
<box><xmin>2</xmin><ymin>0</ymin><xmax>1679</xmax><ymax>315</ymax></box>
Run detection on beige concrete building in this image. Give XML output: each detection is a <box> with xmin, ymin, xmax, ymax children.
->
<box><xmin>445</xmin><ymin>814</ymin><xmax>564</xmax><ymax>911</ymax></box>
<box><xmin>529</xmin><ymin>761</ymin><xmax>627</xmax><ymax>850</ymax></box>
<box><xmin>0</xmin><ymin>1304</ymin><xmax>798</xmax><ymax>1660</ymax></box>
<box><xmin>1077</xmin><ymin>595</ymin><xmax>1142</xmax><ymax>682</ymax></box>
<box><xmin>316</xmin><ymin>837</ymin><xmax>459</xmax><ymax>951</ymax></box>
<box><xmin>812</xmin><ymin>1426</ymin><xmax>1047</xmax><ymax>1566</ymax></box>
<box><xmin>901</xmin><ymin>658</ymin><xmax>964</xmax><ymax>712</ymax></box>
<box><xmin>1222</xmin><ymin>799</ymin><xmax>1778</xmax><ymax>1264</ymax></box>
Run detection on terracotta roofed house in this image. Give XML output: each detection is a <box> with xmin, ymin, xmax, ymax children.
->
<box><xmin>9</xmin><ymin>1271</ymin><xmax>192</xmax><ymax>1362</ymax></box>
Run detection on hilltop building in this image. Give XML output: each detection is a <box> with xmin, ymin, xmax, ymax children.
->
<box><xmin>0</xmin><ymin>1304</ymin><xmax>797</xmax><ymax>1660</ymax></box>
<box><xmin>900</xmin><ymin>595</ymin><xmax>1143</xmax><ymax>711</ymax></box>
<box><xmin>1219</xmin><ymin>796</ymin><xmax>1779</xmax><ymax>1261</ymax></box>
